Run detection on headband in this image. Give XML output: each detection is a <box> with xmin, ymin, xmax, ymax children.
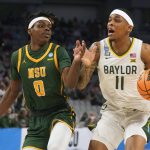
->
<box><xmin>110</xmin><ymin>9</ymin><xmax>134</xmax><ymax>26</ymax></box>
<box><xmin>28</xmin><ymin>17</ymin><xmax>51</xmax><ymax>29</ymax></box>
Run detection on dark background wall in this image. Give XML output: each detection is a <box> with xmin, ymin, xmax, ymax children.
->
<box><xmin>0</xmin><ymin>0</ymin><xmax>149</xmax><ymax>44</ymax></box>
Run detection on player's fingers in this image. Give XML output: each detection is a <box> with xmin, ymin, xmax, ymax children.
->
<box><xmin>76</xmin><ymin>40</ymin><xmax>81</xmax><ymax>48</ymax></box>
<box><xmin>73</xmin><ymin>47</ymin><xmax>83</xmax><ymax>57</ymax></box>
<box><xmin>82</xmin><ymin>40</ymin><xmax>86</xmax><ymax>48</ymax></box>
<box><xmin>73</xmin><ymin>48</ymin><xmax>79</xmax><ymax>56</ymax></box>
<box><xmin>91</xmin><ymin>45</ymin><xmax>97</xmax><ymax>53</ymax></box>
<box><xmin>82</xmin><ymin>40</ymin><xmax>88</xmax><ymax>54</ymax></box>
<box><xmin>73</xmin><ymin>48</ymin><xmax>76</xmax><ymax>56</ymax></box>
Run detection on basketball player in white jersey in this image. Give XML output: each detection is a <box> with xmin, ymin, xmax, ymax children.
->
<box><xmin>75</xmin><ymin>8</ymin><xmax>150</xmax><ymax>150</ymax></box>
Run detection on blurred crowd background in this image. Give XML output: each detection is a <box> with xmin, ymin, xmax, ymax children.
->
<box><xmin>0</xmin><ymin>0</ymin><xmax>150</xmax><ymax>128</ymax></box>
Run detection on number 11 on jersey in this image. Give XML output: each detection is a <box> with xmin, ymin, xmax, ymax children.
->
<box><xmin>115</xmin><ymin>76</ymin><xmax>124</xmax><ymax>90</ymax></box>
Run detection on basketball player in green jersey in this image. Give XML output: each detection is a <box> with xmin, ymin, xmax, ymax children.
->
<box><xmin>75</xmin><ymin>9</ymin><xmax>150</xmax><ymax>150</ymax></box>
<box><xmin>0</xmin><ymin>11</ymin><xmax>84</xmax><ymax>150</ymax></box>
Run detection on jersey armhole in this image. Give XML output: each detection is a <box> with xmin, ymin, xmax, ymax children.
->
<box><xmin>54</xmin><ymin>45</ymin><xmax>60</xmax><ymax>71</ymax></box>
<box><xmin>17</xmin><ymin>48</ymin><xmax>22</xmax><ymax>72</ymax></box>
<box><xmin>53</xmin><ymin>45</ymin><xmax>65</xmax><ymax>95</ymax></box>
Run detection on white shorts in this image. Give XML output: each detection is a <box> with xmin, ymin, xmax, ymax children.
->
<box><xmin>91</xmin><ymin>103</ymin><xmax>150</xmax><ymax>150</ymax></box>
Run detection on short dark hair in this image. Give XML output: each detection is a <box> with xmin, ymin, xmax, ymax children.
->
<box><xmin>26</xmin><ymin>10</ymin><xmax>58</xmax><ymax>30</ymax></box>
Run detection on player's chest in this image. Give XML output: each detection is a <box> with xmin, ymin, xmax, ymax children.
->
<box><xmin>19</xmin><ymin>58</ymin><xmax>57</xmax><ymax>79</ymax></box>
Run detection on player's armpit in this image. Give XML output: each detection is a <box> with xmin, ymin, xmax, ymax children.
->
<box><xmin>76</xmin><ymin>61</ymin><xmax>97</xmax><ymax>90</ymax></box>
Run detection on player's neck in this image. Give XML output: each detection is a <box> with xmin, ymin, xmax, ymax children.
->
<box><xmin>111</xmin><ymin>37</ymin><xmax>131</xmax><ymax>55</ymax></box>
<box><xmin>30</xmin><ymin>42</ymin><xmax>47</xmax><ymax>51</ymax></box>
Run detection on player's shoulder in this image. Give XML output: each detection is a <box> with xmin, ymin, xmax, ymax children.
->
<box><xmin>131</xmin><ymin>37</ymin><xmax>143</xmax><ymax>43</ymax></box>
<box><xmin>51</xmin><ymin>42</ymin><xmax>65</xmax><ymax>51</ymax></box>
<box><xmin>51</xmin><ymin>42</ymin><xmax>58</xmax><ymax>47</ymax></box>
<box><xmin>141</xmin><ymin>42</ymin><xmax>150</xmax><ymax>65</ymax></box>
<box><xmin>96</xmin><ymin>37</ymin><xmax>108</xmax><ymax>47</ymax></box>
<box><xmin>11</xmin><ymin>45</ymin><xmax>25</xmax><ymax>57</ymax></box>
<box><xmin>91</xmin><ymin>40</ymin><xmax>101</xmax><ymax>53</ymax></box>
<box><xmin>91</xmin><ymin>41</ymin><xmax>100</xmax><ymax>47</ymax></box>
<box><xmin>99</xmin><ymin>37</ymin><xmax>108</xmax><ymax>42</ymax></box>
<box><xmin>141</xmin><ymin>42</ymin><xmax>150</xmax><ymax>57</ymax></box>
<box><xmin>142</xmin><ymin>42</ymin><xmax>150</xmax><ymax>49</ymax></box>
<box><xmin>13</xmin><ymin>45</ymin><xmax>27</xmax><ymax>52</ymax></box>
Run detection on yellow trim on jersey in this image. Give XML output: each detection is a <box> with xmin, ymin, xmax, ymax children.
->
<box><xmin>25</xmin><ymin>43</ymin><xmax>53</xmax><ymax>63</ymax></box>
<box><xmin>106</xmin><ymin>37</ymin><xmax>135</xmax><ymax>58</ymax></box>
<box><xmin>22</xmin><ymin>146</ymin><xmax>44</xmax><ymax>150</ymax></box>
<box><xmin>54</xmin><ymin>45</ymin><xmax>60</xmax><ymax>70</ymax></box>
<box><xmin>61</xmin><ymin>77</ymin><xmax>63</xmax><ymax>95</ymax></box>
<box><xmin>51</xmin><ymin>119</ymin><xmax>74</xmax><ymax>134</ymax></box>
<box><xmin>53</xmin><ymin>45</ymin><xmax>64</xmax><ymax>95</ymax></box>
<box><xmin>17</xmin><ymin>48</ymin><xmax>22</xmax><ymax>72</ymax></box>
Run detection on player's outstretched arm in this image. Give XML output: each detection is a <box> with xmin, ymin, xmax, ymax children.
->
<box><xmin>0</xmin><ymin>80</ymin><xmax>21</xmax><ymax>115</ymax></box>
<box><xmin>62</xmin><ymin>40</ymin><xmax>84</xmax><ymax>88</ymax></box>
<box><xmin>141</xmin><ymin>43</ymin><xmax>150</xmax><ymax>69</ymax></box>
<box><xmin>77</xmin><ymin>61</ymin><xmax>97</xmax><ymax>90</ymax></box>
<box><xmin>76</xmin><ymin>42</ymin><xmax>100</xmax><ymax>90</ymax></box>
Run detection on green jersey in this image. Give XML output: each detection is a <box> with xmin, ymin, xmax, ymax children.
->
<box><xmin>11</xmin><ymin>42</ymin><xmax>71</xmax><ymax>112</ymax></box>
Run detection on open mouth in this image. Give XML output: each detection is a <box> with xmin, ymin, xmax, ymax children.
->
<box><xmin>108</xmin><ymin>29</ymin><xmax>115</xmax><ymax>36</ymax></box>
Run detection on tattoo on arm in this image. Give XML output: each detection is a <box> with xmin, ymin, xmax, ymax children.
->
<box><xmin>76</xmin><ymin>62</ymin><xmax>97</xmax><ymax>90</ymax></box>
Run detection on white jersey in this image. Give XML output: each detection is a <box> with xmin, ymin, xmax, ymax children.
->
<box><xmin>98</xmin><ymin>37</ymin><xmax>150</xmax><ymax>111</ymax></box>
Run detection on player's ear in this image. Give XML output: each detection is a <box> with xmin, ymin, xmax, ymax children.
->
<box><xmin>128</xmin><ymin>25</ymin><xmax>133</xmax><ymax>33</ymax></box>
<box><xmin>27</xmin><ymin>29</ymin><xmax>32</xmax><ymax>36</ymax></box>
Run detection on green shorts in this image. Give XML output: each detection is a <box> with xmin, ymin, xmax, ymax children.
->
<box><xmin>22</xmin><ymin>109</ymin><xmax>75</xmax><ymax>150</ymax></box>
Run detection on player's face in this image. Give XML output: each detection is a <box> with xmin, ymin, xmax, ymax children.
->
<box><xmin>107</xmin><ymin>14</ymin><xmax>131</xmax><ymax>41</ymax></box>
<box><xmin>29</xmin><ymin>20</ymin><xmax>52</xmax><ymax>44</ymax></box>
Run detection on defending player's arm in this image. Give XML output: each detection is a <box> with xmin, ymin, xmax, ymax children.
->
<box><xmin>0</xmin><ymin>51</ymin><xmax>22</xmax><ymax>115</ymax></box>
<box><xmin>76</xmin><ymin>42</ymin><xmax>101</xmax><ymax>90</ymax></box>
<box><xmin>141</xmin><ymin>43</ymin><xmax>150</xmax><ymax>69</ymax></box>
<box><xmin>0</xmin><ymin>80</ymin><xmax>21</xmax><ymax>115</ymax></box>
<box><xmin>56</xmin><ymin>44</ymin><xmax>82</xmax><ymax>89</ymax></box>
<box><xmin>62</xmin><ymin>61</ymin><xmax>81</xmax><ymax>88</ymax></box>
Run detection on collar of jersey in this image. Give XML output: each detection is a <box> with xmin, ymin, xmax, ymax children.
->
<box><xmin>106</xmin><ymin>37</ymin><xmax>135</xmax><ymax>58</ymax></box>
<box><xmin>25</xmin><ymin>43</ymin><xmax>53</xmax><ymax>63</ymax></box>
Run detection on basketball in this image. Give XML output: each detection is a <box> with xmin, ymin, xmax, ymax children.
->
<box><xmin>137</xmin><ymin>69</ymin><xmax>150</xmax><ymax>100</ymax></box>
